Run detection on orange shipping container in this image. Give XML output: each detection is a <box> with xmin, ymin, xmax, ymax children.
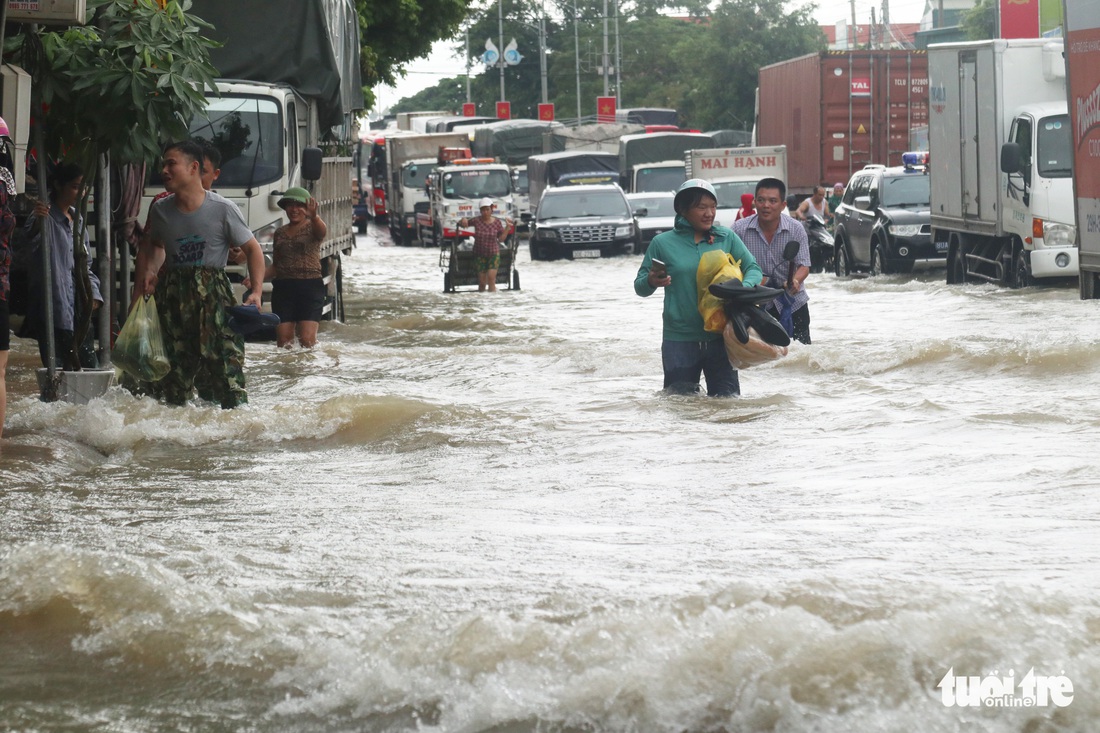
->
<box><xmin>756</xmin><ymin>50</ymin><xmax>929</xmax><ymax>196</ymax></box>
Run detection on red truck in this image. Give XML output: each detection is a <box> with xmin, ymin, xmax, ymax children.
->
<box><xmin>755</xmin><ymin>50</ymin><xmax>929</xmax><ymax>197</ymax></box>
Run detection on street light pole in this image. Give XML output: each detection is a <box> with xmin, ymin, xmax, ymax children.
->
<box><xmin>499</xmin><ymin>0</ymin><xmax>506</xmax><ymax>101</ymax></box>
<box><xmin>539</xmin><ymin>0</ymin><xmax>548</xmax><ymax>104</ymax></box>
<box><xmin>602</xmin><ymin>0</ymin><xmax>609</xmax><ymax>96</ymax></box>
<box><xmin>574</xmin><ymin>0</ymin><xmax>582</xmax><ymax>120</ymax></box>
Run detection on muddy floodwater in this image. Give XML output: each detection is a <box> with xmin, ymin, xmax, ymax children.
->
<box><xmin>2</xmin><ymin>223</ymin><xmax>1098</xmax><ymax>732</ymax></box>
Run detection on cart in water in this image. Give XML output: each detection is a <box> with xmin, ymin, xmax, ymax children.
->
<box><xmin>439</xmin><ymin>234</ymin><xmax>521</xmax><ymax>293</ymax></box>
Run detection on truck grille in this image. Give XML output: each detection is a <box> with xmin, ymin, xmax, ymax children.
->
<box><xmin>560</xmin><ymin>224</ymin><xmax>617</xmax><ymax>245</ymax></box>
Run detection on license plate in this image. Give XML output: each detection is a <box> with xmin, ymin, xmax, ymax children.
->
<box><xmin>573</xmin><ymin>249</ymin><xmax>600</xmax><ymax>259</ymax></box>
<box><xmin>935</xmin><ymin>240</ymin><xmax>948</xmax><ymax>251</ymax></box>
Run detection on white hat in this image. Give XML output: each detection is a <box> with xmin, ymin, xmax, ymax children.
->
<box><xmin>478</xmin><ymin>197</ymin><xmax>494</xmax><ymax>209</ymax></box>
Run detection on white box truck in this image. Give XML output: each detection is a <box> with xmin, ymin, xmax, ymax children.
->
<box><xmin>684</xmin><ymin>146</ymin><xmax>787</xmax><ymax>228</ymax></box>
<box><xmin>384</xmin><ymin>132</ymin><xmax>471</xmax><ymax>246</ymax></box>
<box><xmin>929</xmin><ymin>39</ymin><xmax>1077</xmax><ymax>287</ymax></box>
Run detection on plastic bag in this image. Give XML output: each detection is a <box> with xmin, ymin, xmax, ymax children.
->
<box><xmin>696</xmin><ymin>250</ymin><xmax>744</xmax><ymax>333</ymax></box>
<box><xmin>112</xmin><ymin>295</ymin><xmax>171</xmax><ymax>382</ymax></box>
<box><xmin>723</xmin><ymin>321</ymin><xmax>788</xmax><ymax>369</ymax></box>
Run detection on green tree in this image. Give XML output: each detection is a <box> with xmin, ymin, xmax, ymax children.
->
<box><xmin>683</xmin><ymin>0</ymin><xmax>824</xmax><ymax>130</ymax></box>
<box><xmin>963</xmin><ymin>0</ymin><xmax>997</xmax><ymax>40</ymax></box>
<box><xmin>357</xmin><ymin>0</ymin><xmax>475</xmax><ymax>109</ymax></box>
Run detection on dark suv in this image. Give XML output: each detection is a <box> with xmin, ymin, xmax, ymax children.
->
<box><xmin>833</xmin><ymin>160</ymin><xmax>941</xmax><ymax>276</ymax></box>
<box><xmin>529</xmin><ymin>184</ymin><xmax>639</xmax><ymax>260</ymax></box>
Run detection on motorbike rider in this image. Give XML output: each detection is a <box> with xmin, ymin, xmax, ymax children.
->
<box><xmin>796</xmin><ymin>185</ymin><xmax>830</xmax><ymax>223</ymax></box>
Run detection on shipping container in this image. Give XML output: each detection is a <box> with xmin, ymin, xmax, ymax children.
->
<box><xmin>756</xmin><ymin>50</ymin><xmax>929</xmax><ymax>196</ymax></box>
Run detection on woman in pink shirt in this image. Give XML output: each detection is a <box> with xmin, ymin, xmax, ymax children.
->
<box><xmin>459</xmin><ymin>198</ymin><xmax>512</xmax><ymax>292</ymax></box>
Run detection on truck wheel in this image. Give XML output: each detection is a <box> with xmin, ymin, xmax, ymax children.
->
<box><xmin>1011</xmin><ymin>250</ymin><xmax>1035</xmax><ymax>289</ymax></box>
<box><xmin>357</xmin><ymin>220</ymin><xmax>367</xmax><ymax>234</ymax></box>
<box><xmin>511</xmin><ymin>269</ymin><xmax>520</xmax><ymax>290</ymax></box>
<box><xmin>401</xmin><ymin>228</ymin><xmax>413</xmax><ymax>247</ymax></box>
<box><xmin>443</xmin><ymin>272</ymin><xmax>452</xmax><ymax>292</ymax></box>
<box><xmin>949</xmin><ymin>242</ymin><xmax>968</xmax><ymax>285</ymax></box>
<box><xmin>834</xmin><ymin>237</ymin><xmax>851</xmax><ymax>277</ymax></box>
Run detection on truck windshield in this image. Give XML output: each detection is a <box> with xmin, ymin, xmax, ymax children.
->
<box><xmin>711</xmin><ymin>181</ymin><xmax>758</xmax><ymax>209</ymax></box>
<box><xmin>442</xmin><ymin>169</ymin><xmax>511</xmax><ymax>199</ymax></box>
<box><xmin>1037</xmin><ymin>114</ymin><xmax>1072</xmax><ymax>179</ymax></box>
<box><xmin>635</xmin><ymin>167</ymin><xmax>686</xmax><ymax>193</ymax></box>
<box><xmin>191</xmin><ymin>96</ymin><xmax>283</xmax><ymax>187</ymax></box>
<box><xmin>879</xmin><ymin>174</ymin><xmax>930</xmax><ymax>208</ymax></box>
<box><xmin>538</xmin><ymin>190</ymin><xmax>629</xmax><ymax>220</ymax></box>
<box><xmin>402</xmin><ymin>163</ymin><xmax>430</xmax><ymax>189</ymax></box>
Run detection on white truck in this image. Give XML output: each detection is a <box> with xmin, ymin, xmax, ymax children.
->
<box><xmin>396</xmin><ymin>111</ymin><xmax>450</xmax><ymax>132</ymax></box>
<box><xmin>684</xmin><ymin>146</ymin><xmax>788</xmax><ymax>228</ymax></box>
<box><xmin>929</xmin><ymin>39</ymin><xmax>1077</xmax><ymax>288</ymax></box>
<box><xmin>618</xmin><ymin>132</ymin><xmax>714</xmax><ymax>193</ymax></box>
<box><xmin>418</xmin><ymin>159</ymin><xmax>514</xmax><ymax>248</ymax></box>
<box><xmin>383</xmin><ymin>132</ymin><xmax>470</xmax><ymax>246</ymax></box>
<box><xmin>146</xmin><ymin>0</ymin><xmax>363</xmax><ymax>319</ymax></box>
<box><xmin>1064</xmin><ymin>5</ymin><xmax>1100</xmax><ymax>298</ymax></box>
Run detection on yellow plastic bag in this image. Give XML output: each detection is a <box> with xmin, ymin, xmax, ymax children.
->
<box><xmin>723</xmin><ymin>322</ymin><xmax>788</xmax><ymax>369</ymax></box>
<box><xmin>112</xmin><ymin>295</ymin><xmax>171</xmax><ymax>382</ymax></box>
<box><xmin>696</xmin><ymin>250</ymin><xmax>744</xmax><ymax>333</ymax></box>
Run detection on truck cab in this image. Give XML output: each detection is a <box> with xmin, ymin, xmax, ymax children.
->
<box><xmin>419</xmin><ymin>160</ymin><xmax>514</xmax><ymax>247</ymax></box>
<box><xmin>998</xmin><ymin>104</ymin><xmax>1076</xmax><ymax>278</ymax></box>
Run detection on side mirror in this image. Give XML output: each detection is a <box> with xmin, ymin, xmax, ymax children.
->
<box><xmin>302</xmin><ymin>147</ymin><xmax>323</xmax><ymax>181</ymax></box>
<box><xmin>854</xmin><ymin>195</ymin><xmax>872</xmax><ymax>211</ymax></box>
<box><xmin>1000</xmin><ymin>142</ymin><xmax>1021</xmax><ymax>174</ymax></box>
<box><xmin>521</xmin><ymin>212</ymin><xmax>532</xmax><ymax>222</ymax></box>
<box><xmin>782</xmin><ymin>239</ymin><xmax>800</xmax><ymax>262</ymax></box>
<box><xmin>633</xmin><ymin>207</ymin><xmax>649</xmax><ymax>217</ymax></box>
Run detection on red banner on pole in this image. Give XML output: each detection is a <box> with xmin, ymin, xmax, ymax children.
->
<box><xmin>462</xmin><ymin>103</ymin><xmax>476</xmax><ymax>117</ymax></box>
<box><xmin>538</xmin><ymin>103</ymin><xmax>555</xmax><ymax>121</ymax></box>
<box><xmin>496</xmin><ymin>101</ymin><xmax>511</xmax><ymax>119</ymax></box>
<box><xmin>1000</xmin><ymin>0</ymin><xmax>1039</xmax><ymax>38</ymax></box>
<box><xmin>597</xmin><ymin>96</ymin><xmax>616</xmax><ymax>123</ymax></box>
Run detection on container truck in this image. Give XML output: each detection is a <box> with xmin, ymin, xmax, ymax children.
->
<box><xmin>1065</xmin><ymin>5</ymin><xmax>1100</xmax><ymax>298</ymax></box>
<box><xmin>618</xmin><ymin>132</ymin><xmax>713</xmax><ymax>193</ymax></box>
<box><xmin>383</xmin><ymin>132</ymin><xmax>471</xmax><ymax>246</ymax></box>
<box><xmin>684</xmin><ymin>146</ymin><xmax>788</xmax><ymax>227</ymax></box>
<box><xmin>396</xmin><ymin>111</ymin><xmax>449</xmax><ymax>131</ymax></box>
<box><xmin>755</xmin><ymin>50</ymin><xmax>929</xmax><ymax>197</ymax></box>
<box><xmin>526</xmin><ymin>150</ymin><xmax>620</xmax><ymax>209</ymax></box>
<box><xmin>151</xmin><ymin>0</ymin><xmax>363</xmax><ymax>321</ymax></box>
<box><xmin>928</xmin><ymin>39</ymin><xmax>1076</xmax><ymax>287</ymax></box>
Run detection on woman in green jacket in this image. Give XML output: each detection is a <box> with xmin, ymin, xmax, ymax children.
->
<box><xmin>634</xmin><ymin>178</ymin><xmax>762</xmax><ymax>396</ymax></box>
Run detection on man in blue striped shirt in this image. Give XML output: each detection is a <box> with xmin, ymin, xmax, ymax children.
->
<box><xmin>732</xmin><ymin>177</ymin><xmax>813</xmax><ymax>344</ymax></box>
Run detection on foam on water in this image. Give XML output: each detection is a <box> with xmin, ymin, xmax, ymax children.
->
<box><xmin>2</xmin><ymin>544</ymin><xmax>1096</xmax><ymax>732</ymax></box>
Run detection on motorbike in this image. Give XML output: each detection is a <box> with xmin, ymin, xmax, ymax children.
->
<box><xmin>803</xmin><ymin>214</ymin><xmax>834</xmax><ymax>273</ymax></box>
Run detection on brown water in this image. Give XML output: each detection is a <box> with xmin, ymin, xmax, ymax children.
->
<box><xmin>2</xmin><ymin>223</ymin><xmax>1098</xmax><ymax>732</ymax></box>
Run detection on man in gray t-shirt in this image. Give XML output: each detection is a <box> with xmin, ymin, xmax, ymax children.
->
<box><xmin>134</xmin><ymin>140</ymin><xmax>265</xmax><ymax>408</ymax></box>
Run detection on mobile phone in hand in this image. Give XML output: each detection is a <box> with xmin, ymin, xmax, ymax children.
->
<box><xmin>651</xmin><ymin>258</ymin><xmax>667</xmax><ymax>276</ymax></box>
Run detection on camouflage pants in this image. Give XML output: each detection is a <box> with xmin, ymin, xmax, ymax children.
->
<box><xmin>127</xmin><ymin>267</ymin><xmax>247</xmax><ymax>408</ymax></box>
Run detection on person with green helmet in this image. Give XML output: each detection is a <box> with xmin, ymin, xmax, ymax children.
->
<box><xmin>260</xmin><ymin>186</ymin><xmax>327</xmax><ymax>348</ymax></box>
<box><xmin>634</xmin><ymin>178</ymin><xmax>763</xmax><ymax>396</ymax></box>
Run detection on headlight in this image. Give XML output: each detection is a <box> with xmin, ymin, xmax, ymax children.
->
<box><xmin>889</xmin><ymin>224</ymin><xmax>922</xmax><ymax>237</ymax></box>
<box><xmin>253</xmin><ymin>221</ymin><xmax>279</xmax><ymax>253</ymax></box>
<box><xmin>538</xmin><ymin>228</ymin><xmax>559</xmax><ymax>242</ymax></box>
<box><xmin>615</xmin><ymin>224</ymin><xmax>634</xmax><ymax>238</ymax></box>
<box><xmin>1042</xmin><ymin>221</ymin><xmax>1076</xmax><ymax>247</ymax></box>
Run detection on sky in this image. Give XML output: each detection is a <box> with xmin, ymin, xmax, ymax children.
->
<box><xmin>371</xmin><ymin>0</ymin><xmax>933</xmax><ymax>114</ymax></box>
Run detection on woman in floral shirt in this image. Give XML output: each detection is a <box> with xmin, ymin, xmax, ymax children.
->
<box><xmin>0</xmin><ymin>117</ymin><xmax>17</xmax><ymax>439</ymax></box>
<box><xmin>458</xmin><ymin>197</ymin><xmax>512</xmax><ymax>293</ymax></box>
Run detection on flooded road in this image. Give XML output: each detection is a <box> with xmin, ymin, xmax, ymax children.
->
<box><xmin>2</xmin><ymin>222</ymin><xmax>1099</xmax><ymax>732</ymax></box>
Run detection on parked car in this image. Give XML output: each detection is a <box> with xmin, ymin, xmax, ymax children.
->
<box><xmin>529</xmin><ymin>183</ymin><xmax>639</xmax><ymax>260</ymax></box>
<box><xmin>625</xmin><ymin>191</ymin><xmax>676</xmax><ymax>254</ymax></box>
<box><xmin>833</xmin><ymin>157</ymin><xmax>940</xmax><ymax>276</ymax></box>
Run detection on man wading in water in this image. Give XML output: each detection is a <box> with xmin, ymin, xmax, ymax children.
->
<box><xmin>133</xmin><ymin>140</ymin><xmax>266</xmax><ymax>408</ymax></box>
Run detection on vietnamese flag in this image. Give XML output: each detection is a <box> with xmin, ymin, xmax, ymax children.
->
<box><xmin>597</xmin><ymin>96</ymin><xmax>616</xmax><ymax>123</ymax></box>
<box><xmin>1000</xmin><ymin>0</ymin><xmax>1039</xmax><ymax>38</ymax></box>
<box><xmin>462</xmin><ymin>103</ymin><xmax>476</xmax><ymax>116</ymax></box>
<box><xmin>538</xmin><ymin>103</ymin><xmax>555</xmax><ymax>121</ymax></box>
<box><xmin>496</xmin><ymin>101</ymin><xmax>511</xmax><ymax>119</ymax></box>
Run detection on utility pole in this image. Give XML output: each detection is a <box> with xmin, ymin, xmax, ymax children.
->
<box><xmin>602</xmin><ymin>0</ymin><xmax>609</xmax><ymax>96</ymax></box>
<box><xmin>465</xmin><ymin>27</ymin><xmax>471</xmax><ymax>103</ymax></box>
<box><xmin>499</xmin><ymin>0</ymin><xmax>505</xmax><ymax>101</ymax></box>
<box><xmin>539</xmin><ymin>0</ymin><xmax>548</xmax><ymax>104</ymax></box>
<box><xmin>614</xmin><ymin>0</ymin><xmax>621</xmax><ymax>104</ymax></box>
<box><xmin>850</xmin><ymin>0</ymin><xmax>857</xmax><ymax>48</ymax></box>
<box><xmin>574</xmin><ymin>0</ymin><xmax>582</xmax><ymax>120</ymax></box>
